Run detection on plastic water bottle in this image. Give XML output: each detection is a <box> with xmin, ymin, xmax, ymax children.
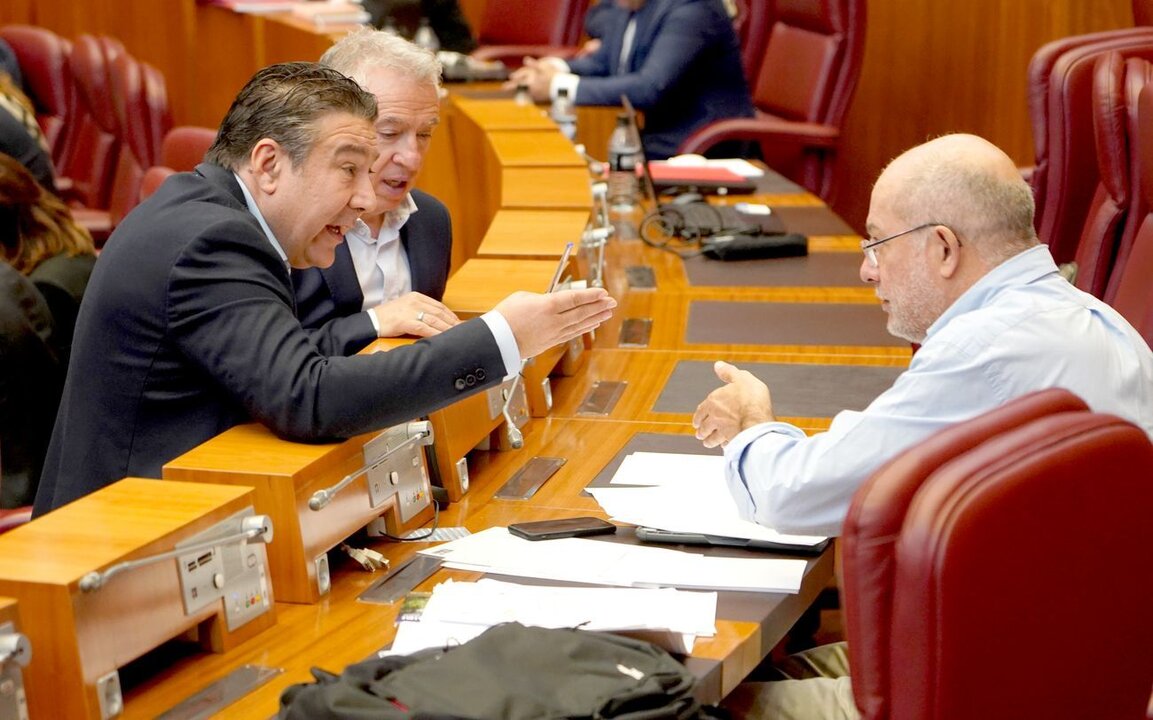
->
<box><xmin>606</xmin><ymin>111</ymin><xmax>641</xmax><ymax>211</ymax></box>
<box><xmin>413</xmin><ymin>18</ymin><xmax>440</xmax><ymax>52</ymax></box>
<box><xmin>550</xmin><ymin>87</ymin><xmax>577</xmax><ymax>141</ymax></box>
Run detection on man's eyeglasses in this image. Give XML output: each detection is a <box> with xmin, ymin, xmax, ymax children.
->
<box><xmin>860</xmin><ymin>223</ymin><xmax>944</xmax><ymax>267</ymax></box>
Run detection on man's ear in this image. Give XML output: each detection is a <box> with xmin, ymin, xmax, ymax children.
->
<box><xmin>934</xmin><ymin>225</ymin><xmax>962</xmax><ymax>279</ymax></box>
<box><xmin>248</xmin><ymin>138</ymin><xmax>283</xmax><ymax>195</ymax></box>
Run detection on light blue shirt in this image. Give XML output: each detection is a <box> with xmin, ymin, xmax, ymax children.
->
<box><xmin>724</xmin><ymin>245</ymin><xmax>1153</xmax><ymax>537</ymax></box>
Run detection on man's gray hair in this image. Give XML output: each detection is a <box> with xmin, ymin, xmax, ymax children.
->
<box><xmin>320</xmin><ymin>26</ymin><xmax>442</xmax><ymax>89</ymax></box>
<box><xmin>885</xmin><ymin>136</ymin><xmax>1039</xmax><ymax>265</ymax></box>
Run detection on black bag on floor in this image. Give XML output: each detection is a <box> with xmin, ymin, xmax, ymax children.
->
<box><xmin>279</xmin><ymin>622</ymin><xmax>715</xmax><ymax>719</ymax></box>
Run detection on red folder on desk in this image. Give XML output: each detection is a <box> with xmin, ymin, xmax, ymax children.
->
<box><xmin>645</xmin><ymin>162</ymin><xmax>759</xmax><ymax>194</ymax></box>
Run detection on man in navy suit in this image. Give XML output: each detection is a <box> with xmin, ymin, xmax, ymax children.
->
<box><xmin>293</xmin><ymin>29</ymin><xmax>461</xmax><ymax>357</ymax></box>
<box><xmin>33</xmin><ymin>62</ymin><xmax>616</xmax><ymax>514</ymax></box>
<box><xmin>509</xmin><ymin>0</ymin><xmax>754</xmax><ymax>159</ymax></box>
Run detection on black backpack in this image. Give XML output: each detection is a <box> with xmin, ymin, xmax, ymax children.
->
<box><xmin>279</xmin><ymin>622</ymin><xmax>725</xmax><ymax>719</ymax></box>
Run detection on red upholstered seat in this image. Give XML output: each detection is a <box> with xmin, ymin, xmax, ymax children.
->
<box><xmin>159</xmin><ymin>125</ymin><xmax>216</xmax><ymax>173</ymax></box>
<box><xmin>1068</xmin><ymin>52</ymin><xmax>1153</xmax><ymax>297</ymax></box>
<box><xmin>0</xmin><ymin>25</ymin><xmax>75</xmax><ymax>167</ymax></box>
<box><xmin>840</xmin><ymin>388</ymin><xmax>1089</xmax><ymax>720</ymax></box>
<box><xmin>1105</xmin><ymin>80</ymin><xmax>1153</xmax><ymax>343</ymax></box>
<box><xmin>138</xmin><ymin>165</ymin><xmax>175</xmax><ymax>202</ymax></box>
<box><xmin>107</xmin><ymin>54</ymin><xmax>172</xmax><ymax>227</ymax></box>
<box><xmin>0</xmin><ymin>507</ymin><xmax>32</xmax><ymax>535</ymax></box>
<box><xmin>732</xmin><ymin>0</ymin><xmax>775</xmax><ymax>86</ymax></box>
<box><xmin>1025</xmin><ymin>28</ymin><xmax>1153</xmax><ymax>266</ymax></box>
<box><xmin>1136</xmin><ymin>0</ymin><xmax>1153</xmax><ymax>26</ymax></box>
<box><xmin>842</xmin><ymin>388</ymin><xmax>1153</xmax><ymax>719</ymax></box>
<box><xmin>469</xmin><ymin>0</ymin><xmax>591</xmax><ymax>67</ymax></box>
<box><xmin>56</xmin><ymin>35</ymin><xmax>124</xmax><ymax>212</ymax></box>
<box><xmin>677</xmin><ymin>0</ymin><xmax>866</xmax><ymax>202</ymax></box>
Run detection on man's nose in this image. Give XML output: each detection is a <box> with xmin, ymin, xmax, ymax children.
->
<box><xmin>859</xmin><ymin>256</ymin><xmax>879</xmax><ymax>284</ymax></box>
<box><xmin>351</xmin><ymin>169</ymin><xmax>375</xmax><ymax>212</ymax></box>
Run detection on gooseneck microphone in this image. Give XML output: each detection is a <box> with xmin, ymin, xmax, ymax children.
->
<box><xmin>309</xmin><ymin>421</ymin><xmax>433</xmax><ymax>511</ymax></box>
<box><xmin>78</xmin><ymin>514</ymin><xmax>274</xmax><ymax>592</ymax></box>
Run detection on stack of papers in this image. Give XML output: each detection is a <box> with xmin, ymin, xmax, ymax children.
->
<box><xmin>290</xmin><ymin>1</ymin><xmax>370</xmax><ymax>25</ymax></box>
<box><xmin>588</xmin><ymin>452</ymin><xmax>827</xmax><ymax>550</ymax></box>
<box><xmin>387</xmin><ymin>578</ymin><xmax>717</xmax><ymax>655</ymax></box>
<box><xmin>418</xmin><ymin>526</ymin><xmax>808</xmax><ymax>594</ymax></box>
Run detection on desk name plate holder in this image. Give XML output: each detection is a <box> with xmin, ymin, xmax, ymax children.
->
<box><xmin>494</xmin><ymin>456</ymin><xmax>567</xmax><ymax>500</ymax></box>
<box><xmin>618</xmin><ymin>317</ymin><xmax>652</xmax><ymax>347</ymax></box>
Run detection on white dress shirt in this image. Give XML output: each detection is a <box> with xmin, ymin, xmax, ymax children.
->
<box><xmin>723</xmin><ymin>245</ymin><xmax>1153</xmax><ymax>537</ymax></box>
<box><xmin>346</xmin><ymin>194</ymin><xmax>418</xmax><ymax>311</ymax></box>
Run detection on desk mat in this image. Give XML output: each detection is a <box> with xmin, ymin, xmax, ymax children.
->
<box><xmin>686</xmin><ymin>301</ymin><xmax>906</xmax><ymax>347</ymax></box>
<box><xmin>653</xmin><ymin>360</ymin><xmax>903</xmax><ymax>418</ymax></box>
<box><xmin>587</xmin><ymin>432</ymin><xmax>719</xmax><ymax>489</ymax></box>
<box><xmin>769</xmin><ymin>206</ymin><xmax>856</xmax><ymax>236</ymax></box>
<box><xmin>682</xmin><ymin>250</ymin><xmax>864</xmax><ymax>287</ymax></box>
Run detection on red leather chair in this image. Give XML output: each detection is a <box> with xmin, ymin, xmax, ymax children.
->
<box><xmin>840</xmin><ymin>388</ymin><xmax>1089</xmax><ymax>720</ymax></box>
<box><xmin>1026</xmin><ymin>28</ymin><xmax>1153</xmax><ymax>266</ymax></box>
<box><xmin>0</xmin><ymin>25</ymin><xmax>75</xmax><ymax>168</ymax></box>
<box><xmin>1066</xmin><ymin>52</ymin><xmax>1153</xmax><ymax>297</ymax></box>
<box><xmin>55</xmin><ymin>35</ymin><xmax>125</xmax><ymax>212</ymax></box>
<box><xmin>138</xmin><ymin>165</ymin><xmax>175</xmax><ymax>202</ymax></box>
<box><xmin>1135</xmin><ymin>0</ymin><xmax>1153</xmax><ymax>26</ymax></box>
<box><xmin>677</xmin><ymin>0</ymin><xmax>867</xmax><ymax>202</ymax></box>
<box><xmin>470</xmin><ymin>0</ymin><xmax>591</xmax><ymax>67</ymax></box>
<box><xmin>0</xmin><ymin>507</ymin><xmax>32</xmax><ymax>535</ymax></box>
<box><xmin>1104</xmin><ymin>80</ymin><xmax>1153</xmax><ymax>344</ymax></box>
<box><xmin>159</xmin><ymin>125</ymin><xmax>217</xmax><ymax>172</ymax></box>
<box><xmin>732</xmin><ymin>0</ymin><xmax>775</xmax><ymax>86</ymax></box>
<box><xmin>106</xmin><ymin>53</ymin><xmax>172</xmax><ymax>227</ymax></box>
<box><xmin>843</xmin><ymin>390</ymin><xmax>1153</xmax><ymax>719</ymax></box>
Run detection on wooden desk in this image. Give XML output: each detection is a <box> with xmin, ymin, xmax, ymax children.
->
<box><xmin>476</xmin><ymin>208</ymin><xmax>591</xmax><ymax>259</ymax></box>
<box><xmin>0</xmin><ymin>479</ymin><xmax>275</xmax><ymax>719</ymax></box>
<box><xmin>122</xmin><ymin>419</ymin><xmax>834</xmax><ymax>717</ymax></box>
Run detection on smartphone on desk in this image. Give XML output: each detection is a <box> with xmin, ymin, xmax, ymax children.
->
<box><xmin>508</xmin><ymin>516</ymin><xmax>617</xmax><ymax>541</ymax></box>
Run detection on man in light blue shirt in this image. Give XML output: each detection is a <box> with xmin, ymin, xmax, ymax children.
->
<box><xmin>693</xmin><ymin>133</ymin><xmax>1153</xmax><ymax>542</ymax></box>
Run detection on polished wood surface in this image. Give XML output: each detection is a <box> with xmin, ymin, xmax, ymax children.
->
<box><xmin>122</xmin><ymin>420</ymin><xmax>834</xmax><ymax>718</ymax></box>
<box><xmin>477</xmin><ymin>208</ymin><xmax>591</xmax><ymax>259</ymax></box>
<box><xmin>0</xmin><ymin>479</ymin><xmax>271</xmax><ymax>719</ymax></box>
<box><xmin>163</xmin><ymin>423</ymin><xmax>434</xmax><ymax>604</ymax></box>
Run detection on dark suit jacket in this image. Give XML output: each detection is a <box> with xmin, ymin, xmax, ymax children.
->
<box><xmin>34</xmin><ymin>164</ymin><xmax>504</xmax><ymax>515</ymax></box>
<box><xmin>566</xmin><ymin>0</ymin><xmax>754</xmax><ymax>160</ymax></box>
<box><xmin>0</xmin><ymin>262</ymin><xmax>62</xmax><ymax>508</ymax></box>
<box><xmin>292</xmin><ymin>188</ymin><xmax>452</xmax><ymax>357</ymax></box>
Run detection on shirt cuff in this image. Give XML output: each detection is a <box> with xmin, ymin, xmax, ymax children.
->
<box><xmin>549</xmin><ymin>72</ymin><xmax>581</xmax><ymax>102</ymax></box>
<box><xmin>367</xmin><ymin>309</ymin><xmax>381</xmax><ymax>336</ymax></box>
<box><xmin>479</xmin><ymin>310</ymin><xmax>522</xmax><ymax>379</ymax></box>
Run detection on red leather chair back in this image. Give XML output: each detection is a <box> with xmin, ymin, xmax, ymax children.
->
<box><xmin>890</xmin><ymin>411</ymin><xmax>1153</xmax><ymax>719</ymax></box>
<box><xmin>1106</xmin><ymin>80</ymin><xmax>1153</xmax><ymax>344</ymax></box>
<box><xmin>1026</xmin><ymin>28</ymin><xmax>1153</xmax><ymax>266</ymax></box>
<box><xmin>752</xmin><ymin>0</ymin><xmax>861</xmax><ymax>124</ymax></box>
<box><xmin>139</xmin><ymin>165</ymin><xmax>175</xmax><ymax>202</ymax></box>
<box><xmin>57</xmin><ymin>35</ymin><xmax>124</xmax><ymax>210</ymax></box>
<box><xmin>1068</xmin><ymin>52</ymin><xmax>1153</xmax><ymax>297</ymax></box>
<box><xmin>1136</xmin><ymin>0</ymin><xmax>1153</xmax><ymax>26</ymax></box>
<box><xmin>475</xmin><ymin>0</ymin><xmax>590</xmax><ymax>46</ymax></box>
<box><xmin>0</xmin><ymin>25</ymin><xmax>75</xmax><ymax>167</ymax></box>
<box><xmin>108</xmin><ymin>53</ymin><xmax>172</xmax><ymax>226</ymax></box>
<box><xmin>733</xmin><ymin>0</ymin><xmax>775</xmax><ymax>86</ymax></box>
<box><xmin>160</xmin><ymin>126</ymin><xmax>217</xmax><ymax>172</ymax></box>
<box><xmin>840</xmin><ymin>388</ymin><xmax>1089</xmax><ymax>720</ymax></box>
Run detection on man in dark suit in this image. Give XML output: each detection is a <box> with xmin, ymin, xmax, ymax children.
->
<box><xmin>509</xmin><ymin>0</ymin><xmax>754</xmax><ymax>159</ymax></box>
<box><xmin>293</xmin><ymin>29</ymin><xmax>458</xmax><ymax>357</ymax></box>
<box><xmin>33</xmin><ymin>62</ymin><xmax>616</xmax><ymax>515</ymax></box>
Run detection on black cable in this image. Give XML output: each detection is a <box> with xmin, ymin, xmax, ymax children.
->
<box><xmin>376</xmin><ymin>498</ymin><xmax>441</xmax><ymax>542</ymax></box>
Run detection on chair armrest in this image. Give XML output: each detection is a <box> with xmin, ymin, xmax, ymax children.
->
<box><xmin>679</xmin><ymin>117</ymin><xmax>840</xmax><ymax>156</ymax></box>
<box><xmin>470</xmin><ymin>44</ymin><xmax>582</xmax><ymax>67</ymax></box>
<box><xmin>0</xmin><ymin>507</ymin><xmax>32</xmax><ymax>535</ymax></box>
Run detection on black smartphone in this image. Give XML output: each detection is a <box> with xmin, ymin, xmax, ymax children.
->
<box><xmin>508</xmin><ymin>516</ymin><xmax>617</xmax><ymax>541</ymax></box>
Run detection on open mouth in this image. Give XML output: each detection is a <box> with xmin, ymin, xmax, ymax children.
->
<box><xmin>325</xmin><ymin>224</ymin><xmax>343</xmax><ymax>238</ymax></box>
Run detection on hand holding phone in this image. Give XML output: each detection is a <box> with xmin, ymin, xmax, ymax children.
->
<box><xmin>508</xmin><ymin>516</ymin><xmax>617</xmax><ymax>541</ymax></box>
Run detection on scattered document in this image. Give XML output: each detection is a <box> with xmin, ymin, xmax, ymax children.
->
<box><xmin>418</xmin><ymin>527</ymin><xmax>807</xmax><ymax>594</ymax></box>
<box><xmin>383</xmin><ymin>578</ymin><xmax>717</xmax><ymax>655</ymax></box>
<box><xmin>589</xmin><ymin>452</ymin><xmax>827</xmax><ymax>549</ymax></box>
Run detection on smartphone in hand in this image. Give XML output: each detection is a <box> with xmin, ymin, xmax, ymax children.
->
<box><xmin>508</xmin><ymin>516</ymin><xmax>617</xmax><ymax>541</ymax></box>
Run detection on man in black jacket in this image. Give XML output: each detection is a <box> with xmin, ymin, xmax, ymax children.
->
<box><xmin>34</xmin><ymin>62</ymin><xmax>615</xmax><ymax>514</ymax></box>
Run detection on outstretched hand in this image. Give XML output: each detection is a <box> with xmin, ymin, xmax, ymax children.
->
<box><xmin>692</xmin><ymin>361</ymin><xmax>774</xmax><ymax>448</ymax></box>
<box><xmin>495</xmin><ymin>288</ymin><xmax>616</xmax><ymax>360</ymax></box>
<box><xmin>371</xmin><ymin>292</ymin><xmax>461</xmax><ymax>338</ymax></box>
